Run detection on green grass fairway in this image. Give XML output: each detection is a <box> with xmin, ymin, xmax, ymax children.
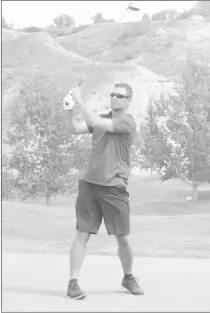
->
<box><xmin>2</xmin><ymin>255</ymin><xmax>210</xmax><ymax>312</ymax></box>
<box><xmin>2</xmin><ymin>175</ymin><xmax>210</xmax><ymax>258</ymax></box>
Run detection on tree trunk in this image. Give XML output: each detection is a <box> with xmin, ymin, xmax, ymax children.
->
<box><xmin>46</xmin><ymin>193</ymin><xmax>50</xmax><ymax>206</ymax></box>
<box><xmin>191</xmin><ymin>181</ymin><xmax>198</xmax><ymax>202</ymax></box>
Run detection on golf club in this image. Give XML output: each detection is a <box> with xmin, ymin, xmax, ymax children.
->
<box><xmin>64</xmin><ymin>1</ymin><xmax>140</xmax><ymax>107</ymax></box>
<box><xmin>77</xmin><ymin>1</ymin><xmax>141</xmax><ymax>86</ymax></box>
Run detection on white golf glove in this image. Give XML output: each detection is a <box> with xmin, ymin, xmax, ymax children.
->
<box><xmin>63</xmin><ymin>91</ymin><xmax>75</xmax><ymax>110</ymax></box>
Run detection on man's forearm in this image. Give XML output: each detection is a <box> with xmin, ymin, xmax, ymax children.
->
<box><xmin>77</xmin><ymin>100</ymin><xmax>102</xmax><ymax>127</ymax></box>
<box><xmin>64</xmin><ymin>109</ymin><xmax>77</xmax><ymax>133</ymax></box>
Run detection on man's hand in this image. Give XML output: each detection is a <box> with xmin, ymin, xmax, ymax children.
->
<box><xmin>63</xmin><ymin>92</ymin><xmax>75</xmax><ymax>110</ymax></box>
<box><xmin>71</xmin><ymin>85</ymin><xmax>83</xmax><ymax>106</ymax></box>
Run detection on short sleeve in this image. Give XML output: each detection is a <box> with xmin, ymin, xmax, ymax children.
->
<box><xmin>112</xmin><ymin>114</ymin><xmax>136</xmax><ymax>135</ymax></box>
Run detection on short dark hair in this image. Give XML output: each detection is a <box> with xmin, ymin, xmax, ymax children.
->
<box><xmin>114</xmin><ymin>83</ymin><xmax>133</xmax><ymax>99</ymax></box>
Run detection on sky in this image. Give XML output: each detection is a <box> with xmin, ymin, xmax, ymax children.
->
<box><xmin>2</xmin><ymin>1</ymin><xmax>197</xmax><ymax>28</ymax></box>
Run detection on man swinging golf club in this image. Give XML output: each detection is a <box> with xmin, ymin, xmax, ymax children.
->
<box><xmin>63</xmin><ymin>82</ymin><xmax>144</xmax><ymax>299</ymax></box>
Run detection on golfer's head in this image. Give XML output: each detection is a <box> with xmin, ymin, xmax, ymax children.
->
<box><xmin>110</xmin><ymin>83</ymin><xmax>133</xmax><ymax>111</ymax></box>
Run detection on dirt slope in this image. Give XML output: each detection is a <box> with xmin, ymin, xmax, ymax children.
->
<box><xmin>57</xmin><ymin>16</ymin><xmax>210</xmax><ymax>82</ymax></box>
<box><xmin>2</xmin><ymin>29</ymin><xmax>174</xmax><ymax>128</ymax></box>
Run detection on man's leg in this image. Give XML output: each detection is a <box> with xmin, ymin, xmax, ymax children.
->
<box><xmin>100</xmin><ymin>185</ymin><xmax>144</xmax><ymax>295</ymax></box>
<box><xmin>99</xmin><ymin>185</ymin><xmax>133</xmax><ymax>275</ymax></box>
<box><xmin>115</xmin><ymin>234</ymin><xmax>133</xmax><ymax>275</ymax></box>
<box><xmin>67</xmin><ymin>180</ymin><xmax>102</xmax><ymax>299</ymax></box>
<box><xmin>70</xmin><ymin>230</ymin><xmax>91</xmax><ymax>280</ymax></box>
<box><xmin>115</xmin><ymin>234</ymin><xmax>144</xmax><ymax>295</ymax></box>
<box><xmin>67</xmin><ymin>231</ymin><xmax>90</xmax><ymax>300</ymax></box>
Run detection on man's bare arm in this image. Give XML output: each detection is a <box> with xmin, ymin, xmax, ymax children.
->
<box><xmin>64</xmin><ymin>109</ymin><xmax>91</xmax><ymax>135</ymax></box>
<box><xmin>70</xmin><ymin>85</ymin><xmax>136</xmax><ymax>134</ymax></box>
<box><xmin>77</xmin><ymin>104</ymin><xmax>114</xmax><ymax>132</ymax></box>
<box><xmin>78</xmin><ymin>104</ymin><xmax>135</xmax><ymax>134</ymax></box>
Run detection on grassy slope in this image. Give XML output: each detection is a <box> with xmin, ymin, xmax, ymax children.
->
<box><xmin>3</xmin><ymin>16</ymin><xmax>210</xmax><ymax>125</ymax></box>
<box><xmin>2</xmin><ymin>30</ymin><xmax>89</xmax><ymax>95</ymax></box>
<box><xmin>2</xmin><ymin>174</ymin><xmax>210</xmax><ymax>257</ymax></box>
<box><xmin>56</xmin><ymin>22</ymin><xmax>139</xmax><ymax>58</ymax></box>
<box><xmin>2</xmin><ymin>28</ymin><xmax>159</xmax><ymax>97</ymax></box>
<box><xmin>57</xmin><ymin>17</ymin><xmax>210</xmax><ymax>82</ymax></box>
<box><xmin>2</xmin><ymin>29</ymin><xmax>89</xmax><ymax>130</ymax></box>
<box><xmin>2</xmin><ymin>29</ymin><xmax>173</xmax><ymax>130</ymax></box>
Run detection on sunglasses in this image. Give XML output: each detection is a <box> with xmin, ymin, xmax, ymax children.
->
<box><xmin>110</xmin><ymin>93</ymin><xmax>129</xmax><ymax>99</ymax></box>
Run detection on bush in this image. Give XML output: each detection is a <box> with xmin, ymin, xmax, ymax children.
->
<box><xmin>71</xmin><ymin>24</ymin><xmax>91</xmax><ymax>35</ymax></box>
<box><xmin>45</xmin><ymin>24</ymin><xmax>91</xmax><ymax>38</ymax></box>
<box><xmin>22</xmin><ymin>26</ymin><xmax>44</xmax><ymax>33</ymax></box>
<box><xmin>91</xmin><ymin>13</ymin><xmax>115</xmax><ymax>24</ymax></box>
<box><xmin>137</xmin><ymin>59</ymin><xmax>210</xmax><ymax>201</ymax></box>
<box><xmin>5</xmin><ymin>72</ymin><xmax>91</xmax><ymax>204</ymax></box>
<box><xmin>124</xmin><ymin>52</ymin><xmax>134</xmax><ymax>61</ymax></box>
<box><xmin>177</xmin><ymin>10</ymin><xmax>193</xmax><ymax>20</ymax></box>
<box><xmin>1</xmin><ymin>154</ymin><xmax>17</xmax><ymax>200</ymax></box>
<box><xmin>45</xmin><ymin>26</ymin><xmax>74</xmax><ymax>38</ymax></box>
<box><xmin>116</xmin><ymin>19</ymin><xmax>152</xmax><ymax>44</ymax></box>
<box><xmin>141</xmin><ymin>37</ymin><xmax>154</xmax><ymax>51</ymax></box>
<box><xmin>53</xmin><ymin>14</ymin><xmax>75</xmax><ymax>28</ymax></box>
<box><xmin>2</xmin><ymin>17</ymin><xmax>13</xmax><ymax>29</ymax></box>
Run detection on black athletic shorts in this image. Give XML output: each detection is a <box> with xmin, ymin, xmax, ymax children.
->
<box><xmin>75</xmin><ymin>179</ymin><xmax>130</xmax><ymax>235</ymax></box>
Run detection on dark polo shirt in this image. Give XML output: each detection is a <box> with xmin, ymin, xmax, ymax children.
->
<box><xmin>83</xmin><ymin>111</ymin><xmax>136</xmax><ymax>187</ymax></box>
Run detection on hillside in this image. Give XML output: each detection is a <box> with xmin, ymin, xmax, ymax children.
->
<box><xmin>3</xmin><ymin>15</ymin><xmax>210</xmax><ymax>128</ymax></box>
<box><xmin>2</xmin><ymin>29</ymin><xmax>88</xmax><ymax>93</ymax></box>
<box><xmin>56</xmin><ymin>22</ymin><xmax>140</xmax><ymax>59</ymax></box>
<box><xmin>57</xmin><ymin>16</ymin><xmax>210</xmax><ymax>82</ymax></box>
<box><xmin>2</xmin><ymin>28</ymin><xmax>174</xmax><ymax>130</ymax></box>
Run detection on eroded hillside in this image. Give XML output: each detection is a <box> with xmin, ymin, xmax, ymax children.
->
<box><xmin>57</xmin><ymin>16</ymin><xmax>210</xmax><ymax>82</ymax></box>
<box><xmin>2</xmin><ymin>28</ymin><xmax>174</xmax><ymax>128</ymax></box>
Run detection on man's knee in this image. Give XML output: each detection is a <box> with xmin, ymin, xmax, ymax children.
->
<box><xmin>115</xmin><ymin>234</ymin><xmax>130</xmax><ymax>246</ymax></box>
<box><xmin>75</xmin><ymin>230</ymin><xmax>91</xmax><ymax>245</ymax></box>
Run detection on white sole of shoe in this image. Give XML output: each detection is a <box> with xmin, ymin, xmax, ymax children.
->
<box><xmin>122</xmin><ymin>285</ymin><xmax>144</xmax><ymax>295</ymax></box>
<box><xmin>64</xmin><ymin>293</ymin><xmax>87</xmax><ymax>300</ymax></box>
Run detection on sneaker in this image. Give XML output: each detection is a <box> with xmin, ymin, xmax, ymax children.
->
<box><xmin>122</xmin><ymin>275</ymin><xmax>144</xmax><ymax>295</ymax></box>
<box><xmin>66</xmin><ymin>279</ymin><xmax>86</xmax><ymax>300</ymax></box>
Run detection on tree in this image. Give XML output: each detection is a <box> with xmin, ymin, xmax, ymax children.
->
<box><xmin>4</xmin><ymin>73</ymin><xmax>90</xmax><ymax>204</ymax></box>
<box><xmin>177</xmin><ymin>10</ymin><xmax>193</xmax><ymax>20</ymax></box>
<box><xmin>53</xmin><ymin>14</ymin><xmax>75</xmax><ymax>27</ymax></box>
<box><xmin>2</xmin><ymin>16</ymin><xmax>13</xmax><ymax>29</ymax></box>
<box><xmin>91</xmin><ymin>13</ymin><xmax>115</xmax><ymax>24</ymax></box>
<box><xmin>196</xmin><ymin>1</ymin><xmax>210</xmax><ymax>17</ymax></box>
<box><xmin>71</xmin><ymin>24</ymin><xmax>91</xmax><ymax>35</ymax></box>
<box><xmin>151</xmin><ymin>9</ymin><xmax>179</xmax><ymax>21</ymax></box>
<box><xmin>142</xmin><ymin>13</ymin><xmax>150</xmax><ymax>23</ymax></box>
<box><xmin>137</xmin><ymin>59</ymin><xmax>210</xmax><ymax>201</ymax></box>
<box><xmin>133</xmin><ymin>100</ymin><xmax>172</xmax><ymax>176</ymax></box>
<box><xmin>140</xmin><ymin>13</ymin><xmax>151</xmax><ymax>33</ymax></box>
<box><xmin>2</xmin><ymin>153</ymin><xmax>18</xmax><ymax>200</ymax></box>
<box><xmin>22</xmin><ymin>26</ymin><xmax>43</xmax><ymax>33</ymax></box>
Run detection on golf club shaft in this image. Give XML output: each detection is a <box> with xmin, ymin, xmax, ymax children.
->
<box><xmin>78</xmin><ymin>7</ymin><xmax>129</xmax><ymax>86</ymax></box>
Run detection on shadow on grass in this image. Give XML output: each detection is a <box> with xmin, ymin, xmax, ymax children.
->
<box><xmin>198</xmin><ymin>190</ymin><xmax>210</xmax><ymax>201</ymax></box>
<box><xmin>3</xmin><ymin>285</ymin><xmax>64</xmax><ymax>298</ymax></box>
<box><xmin>85</xmin><ymin>289</ymin><xmax>129</xmax><ymax>295</ymax></box>
<box><xmin>3</xmin><ymin>285</ymin><xmax>129</xmax><ymax>298</ymax></box>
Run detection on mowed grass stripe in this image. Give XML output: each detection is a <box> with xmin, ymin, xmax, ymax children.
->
<box><xmin>2</xmin><ymin>201</ymin><xmax>210</xmax><ymax>258</ymax></box>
